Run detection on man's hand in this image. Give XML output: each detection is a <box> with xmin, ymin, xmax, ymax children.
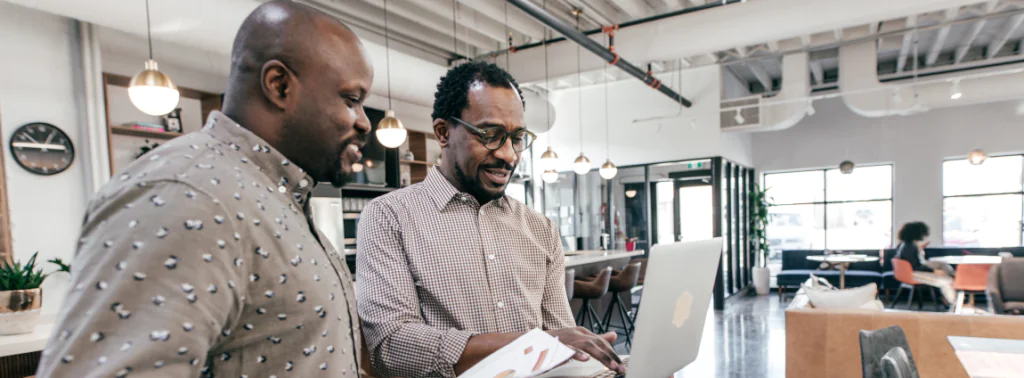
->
<box><xmin>547</xmin><ymin>327</ymin><xmax>624</xmax><ymax>374</ymax></box>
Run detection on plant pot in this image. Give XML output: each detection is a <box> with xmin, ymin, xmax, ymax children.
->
<box><xmin>0</xmin><ymin>288</ymin><xmax>42</xmax><ymax>335</ymax></box>
<box><xmin>752</xmin><ymin>267</ymin><xmax>771</xmax><ymax>296</ymax></box>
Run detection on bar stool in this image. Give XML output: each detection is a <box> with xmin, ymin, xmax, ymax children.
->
<box><xmin>602</xmin><ymin>261</ymin><xmax>642</xmax><ymax>348</ymax></box>
<box><xmin>564</xmin><ymin>268</ymin><xmax>575</xmax><ymax>301</ymax></box>
<box><xmin>630</xmin><ymin>258</ymin><xmax>648</xmax><ymax>318</ymax></box>
<box><xmin>573</xmin><ymin>267</ymin><xmax>613</xmax><ymax>334</ymax></box>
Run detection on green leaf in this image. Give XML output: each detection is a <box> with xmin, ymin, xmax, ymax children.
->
<box><xmin>0</xmin><ymin>252</ymin><xmax>51</xmax><ymax>291</ymax></box>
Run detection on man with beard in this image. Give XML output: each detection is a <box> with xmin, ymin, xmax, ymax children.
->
<box><xmin>357</xmin><ymin>61</ymin><xmax>623</xmax><ymax>377</ymax></box>
<box><xmin>36</xmin><ymin>1</ymin><xmax>372</xmax><ymax>377</ymax></box>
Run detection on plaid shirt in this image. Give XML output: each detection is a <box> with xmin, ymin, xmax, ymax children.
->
<box><xmin>356</xmin><ymin>167</ymin><xmax>574</xmax><ymax>377</ymax></box>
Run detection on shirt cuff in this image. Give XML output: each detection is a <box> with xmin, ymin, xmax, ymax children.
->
<box><xmin>436</xmin><ymin>328</ymin><xmax>476</xmax><ymax>377</ymax></box>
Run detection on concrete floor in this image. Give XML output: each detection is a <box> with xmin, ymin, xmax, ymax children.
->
<box><xmin>609</xmin><ymin>292</ymin><xmax>787</xmax><ymax>377</ymax></box>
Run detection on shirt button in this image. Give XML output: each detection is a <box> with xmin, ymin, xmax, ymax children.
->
<box><xmin>487</xmin><ymin>254</ymin><xmax>495</xmax><ymax>261</ymax></box>
<box><xmin>278</xmin><ymin>186</ymin><xmax>287</xmax><ymax>193</ymax></box>
<box><xmin>299</xmin><ymin>179</ymin><xmax>309</xmax><ymax>188</ymax></box>
<box><xmin>497</xmin><ymin>301</ymin><xmax>504</xmax><ymax>308</ymax></box>
<box><xmin>460</xmin><ymin>195</ymin><xmax>468</xmax><ymax>202</ymax></box>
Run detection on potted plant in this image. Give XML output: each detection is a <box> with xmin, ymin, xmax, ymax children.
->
<box><xmin>750</xmin><ymin>184</ymin><xmax>774</xmax><ymax>295</ymax></box>
<box><xmin>0</xmin><ymin>252</ymin><xmax>70</xmax><ymax>335</ymax></box>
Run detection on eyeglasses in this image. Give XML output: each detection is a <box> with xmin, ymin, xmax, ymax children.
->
<box><xmin>449</xmin><ymin>117</ymin><xmax>535</xmax><ymax>152</ymax></box>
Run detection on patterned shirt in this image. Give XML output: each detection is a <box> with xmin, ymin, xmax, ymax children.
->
<box><xmin>356</xmin><ymin>167</ymin><xmax>574</xmax><ymax>378</ymax></box>
<box><xmin>36</xmin><ymin>112</ymin><xmax>362</xmax><ymax>378</ymax></box>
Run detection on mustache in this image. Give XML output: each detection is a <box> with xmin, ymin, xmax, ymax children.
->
<box><xmin>480</xmin><ymin>162</ymin><xmax>515</xmax><ymax>171</ymax></box>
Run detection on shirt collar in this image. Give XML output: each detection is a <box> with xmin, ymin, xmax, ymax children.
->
<box><xmin>202</xmin><ymin>111</ymin><xmax>316</xmax><ymax>204</ymax></box>
<box><xmin>423</xmin><ymin>166</ymin><xmax>508</xmax><ymax>211</ymax></box>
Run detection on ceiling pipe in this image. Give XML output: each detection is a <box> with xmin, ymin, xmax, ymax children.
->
<box><xmin>507</xmin><ymin>0</ymin><xmax>693</xmax><ymax>107</ymax></box>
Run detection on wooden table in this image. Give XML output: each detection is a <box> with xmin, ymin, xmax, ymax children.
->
<box><xmin>930</xmin><ymin>255</ymin><xmax>1004</xmax><ymax>265</ymax></box>
<box><xmin>806</xmin><ymin>254</ymin><xmax>879</xmax><ymax>289</ymax></box>
<box><xmin>948</xmin><ymin>336</ymin><xmax>1024</xmax><ymax>377</ymax></box>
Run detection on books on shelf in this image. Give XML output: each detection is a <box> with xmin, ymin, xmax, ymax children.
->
<box><xmin>119</xmin><ymin>122</ymin><xmax>168</xmax><ymax>133</ymax></box>
<box><xmin>459</xmin><ymin>329</ymin><xmax>576</xmax><ymax>378</ymax></box>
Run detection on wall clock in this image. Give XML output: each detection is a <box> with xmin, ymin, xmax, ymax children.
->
<box><xmin>9</xmin><ymin>122</ymin><xmax>75</xmax><ymax>175</ymax></box>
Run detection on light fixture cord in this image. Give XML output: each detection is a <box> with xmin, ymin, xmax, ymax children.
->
<box><xmin>384</xmin><ymin>0</ymin><xmax>392</xmax><ymax>109</ymax></box>
<box><xmin>145</xmin><ymin>0</ymin><xmax>153</xmax><ymax>60</ymax></box>
<box><xmin>604</xmin><ymin>33</ymin><xmax>610</xmax><ymax>159</ymax></box>
<box><xmin>543</xmin><ymin>0</ymin><xmax>551</xmax><ymax>145</ymax></box>
<box><xmin>452</xmin><ymin>1</ymin><xmax>457</xmax><ymax>58</ymax></box>
<box><xmin>576</xmin><ymin>12</ymin><xmax>583</xmax><ymax>155</ymax></box>
<box><xmin>505</xmin><ymin>0</ymin><xmax>511</xmax><ymax>70</ymax></box>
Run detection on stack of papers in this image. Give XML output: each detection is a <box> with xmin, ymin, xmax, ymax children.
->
<box><xmin>459</xmin><ymin>329</ymin><xmax>577</xmax><ymax>378</ymax></box>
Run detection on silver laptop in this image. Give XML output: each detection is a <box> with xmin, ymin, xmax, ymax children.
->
<box><xmin>542</xmin><ymin>238</ymin><xmax>724</xmax><ymax>378</ymax></box>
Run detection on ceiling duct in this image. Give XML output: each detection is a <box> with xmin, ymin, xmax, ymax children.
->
<box><xmin>839</xmin><ymin>26</ymin><xmax>1024</xmax><ymax>117</ymax></box>
<box><xmin>505</xmin><ymin>0</ymin><xmax>987</xmax><ymax>83</ymax></box>
<box><xmin>722</xmin><ymin>52</ymin><xmax>810</xmax><ymax>132</ymax></box>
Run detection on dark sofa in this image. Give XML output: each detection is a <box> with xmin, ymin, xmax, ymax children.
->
<box><xmin>776</xmin><ymin>247</ymin><xmax>1024</xmax><ymax>300</ymax></box>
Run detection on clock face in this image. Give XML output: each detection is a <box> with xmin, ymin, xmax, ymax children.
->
<box><xmin>9</xmin><ymin>122</ymin><xmax>75</xmax><ymax>175</ymax></box>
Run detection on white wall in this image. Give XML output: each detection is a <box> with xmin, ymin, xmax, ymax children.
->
<box><xmin>0</xmin><ymin>2</ymin><xmax>86</xmax><ymax>313</ymax></box>
<box><xmin>532</xmin><ymin>64</ymin><xmax>727</xmax><ymax>176</ymax></box>
<box><xmin>752</xmin><ymin>97</ymin><xmax>1024</xmax><ymax>246</ymax></box>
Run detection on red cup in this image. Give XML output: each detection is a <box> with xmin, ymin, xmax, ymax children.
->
<box><xmin>625</xmin><ymin>240</ymin><xmax>636</xmax><ymax>252</ymax></box>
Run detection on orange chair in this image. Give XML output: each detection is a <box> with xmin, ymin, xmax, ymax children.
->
<box><xmin>952</xmin><ymin>264</ymin><xmax>992</xmax><ymax>313</ymax></box>
<box><xmin>891</xmin><ymin>258</ymin><xmax>941</xmax><ymax>310</ymax></box>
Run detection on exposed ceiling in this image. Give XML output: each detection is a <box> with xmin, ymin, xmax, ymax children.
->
<box><xmin>295</xmin><ymin>0</ymin><xmax>716</xmax><ymax>62</ymax></box>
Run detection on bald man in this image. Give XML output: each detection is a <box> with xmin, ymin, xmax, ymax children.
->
<box><xmin>36</xmin><ymin>2</ymin><xmax>372</xmax><ymax>377</ymax></box>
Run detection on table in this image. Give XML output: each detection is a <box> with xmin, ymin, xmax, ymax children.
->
<box><xmin>564</xmin><ymin>250</ymin><xmax>643</xmax><ymax>270</ymax></box>
<box><xmin>806</xmin><ymin>254</ymin><xmax>880</xmax><ymax>289</ymax></box>
<box><xmin>948</xmin><ymin>336</ymin><xmax>1024</xmax><ymax>377</ymax></box>
<box><xmin>930</xmin><ymin>255</ymin><xmax>1004</xmax><ymax>265</ymax></box>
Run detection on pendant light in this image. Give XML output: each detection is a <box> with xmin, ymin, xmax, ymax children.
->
<box><xmin>571</xmin><ymin>10</ymin><xmax>591</xmax><ymax>175</ymax></box>
<box><xmin>839</xmin><ymin>160</ymin><xmax>855</xmax><ymax>174</ymax></box>
<box><xmin>375</xmin><ymin>0</ymin><xmax>407</xmax><ymax>148</ymax></box>
<box><xmin>625</xmin><ymin>189</ymin><xmax>638</xmax><ymax>198</ymax></box>
<box><xmin>129</xmin><ymin>0</ymin><xmax>180</xmax><ymax>116</ymax></box>
<box><xmin>950</xmin><ymin>79</ymin><xmax>963</xmax><ymax>100</ymax></box>
<box><xmin>538</xmin><ymin>2</ymin><xmax>559</xmax><ymax>172</ymax></box>
<box><xmin>598</xmin><ymin>34</ymin><xmax>617</xmax><ymax>180</ymax></box>
<box><xmin>542</xmin><ymin>169</ymin><xmax>559</xmax><ymax>183</ymax></box>
<box><xmin>967</xmin><ymin>149</ymin><xmax>987</xmax><ymax>165</ymax></box>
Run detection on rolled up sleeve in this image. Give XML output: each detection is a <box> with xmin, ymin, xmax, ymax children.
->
<box><xmin>356</xmin><ymin>200</ymin><xmax>474</xmax><ymax>377</ymax></box>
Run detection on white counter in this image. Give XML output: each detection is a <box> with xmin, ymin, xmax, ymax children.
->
<box><xmin>564</xmin><ymin>250</ymin><xmax>643</xmax><ymax>268</ymax></box>
<box><xmin>0</xmin><ymin>318</ymin><xmax>54</xmax><ymax>357</ymax></box>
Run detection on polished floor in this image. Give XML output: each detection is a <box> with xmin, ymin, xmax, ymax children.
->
<box><xmin>611</xmin><ymin>292</ymin><xmax>787</xmax><ymax>377</ymax></box>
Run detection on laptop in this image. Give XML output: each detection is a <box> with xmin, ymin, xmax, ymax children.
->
<box><xmin>541</xmin><ymin>238</ymin><xmax>724</xmax><ymax>378</ymax></box>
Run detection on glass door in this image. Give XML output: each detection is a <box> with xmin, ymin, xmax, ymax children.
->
<box><xmin>676</xmin><ymin>181</ymin><xmax>714</xmax><ymax>242</ymax></box>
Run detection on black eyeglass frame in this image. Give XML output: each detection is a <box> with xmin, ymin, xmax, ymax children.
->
<box><xmin>448</xmin><ymin>117</ymin><xmax>536</xmax><ymax>152</ymax></box>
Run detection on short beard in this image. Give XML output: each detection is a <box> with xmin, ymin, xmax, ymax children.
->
<box><xmin>327</xmin><ymin>155</ymin><xmax>352</xmax><ymax>188</ymax></box>
<box><xmin>455</xmin><ymin>162</ymin><xmax>504</xmax><ymax>202</ymax></box>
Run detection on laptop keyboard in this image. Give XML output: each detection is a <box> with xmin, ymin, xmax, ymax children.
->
<box><xmin>593</xmin><ymin>357</ymin><xmax>630</xmax><ymax>378</ymax></box>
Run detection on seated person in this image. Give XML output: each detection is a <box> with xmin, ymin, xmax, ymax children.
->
<box><xmin>356</xmin><ymin>62</ymin><xmax>623</xmax><ymax>377</ymax></box>
<box><xmin>895</xmin><ymin>221</ymin><xmax>955</xmax><ymax>304</ymax></box>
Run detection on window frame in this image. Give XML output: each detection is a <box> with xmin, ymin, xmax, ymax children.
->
<box><xmin>762</xmin><ymin>163</ymin><xmax>895</xmax><ymax>250</ymax></box>
<box><xmin>941</xmin><ymin>154</ymin><xmax>1024</xmax><ymax>247</ymax></box>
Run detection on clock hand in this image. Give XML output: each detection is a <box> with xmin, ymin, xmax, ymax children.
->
<box><xmin>21</xmin><ymin>133</ymin><xmax>40</xmax><ymax>143</ymax></box>
<box><xmin>43</xmin><ymin>132</ymin><xmax>55</xmax><ymax>145</ymax></box>
<box><xmin>11</xmin><ymin>142</ymin><xmax>67</xmax><ymax>151</ymax></box>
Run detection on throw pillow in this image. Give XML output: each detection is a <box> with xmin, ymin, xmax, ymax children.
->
<box><xmin>806</xmin><ymin>283</ymin><xmax>880</xmax><ymax>310</ymax></box>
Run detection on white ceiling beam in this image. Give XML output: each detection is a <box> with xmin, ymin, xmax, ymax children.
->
<box><xmin>800</xmin><ymin>35</ymin><xmax>812</xmax><ymax>47</ymax></box>
<box><xmin>361</xmin><ymin>0</ymin><xmax>495</xmax><ymax>50</ymax></box>
<box><xmin>896</xmin><ymin>15</ymin><xmax>918</xmax><ymax>72</ymax></box>
<box><xmin>987</xmin><ymin>13</ymin><xmax>1024</xmax><ymax>58</ymax></box>
<box><xmin>925</xmin><ymin>8</ymin><xmax>960</xmax><ymax>66</ymax></box>
<box><xmin>680</xmin><ymin>0</ymin><xmax>702</xmax><ymax>7</ymax></box>
<box><xmin>457</xmin><ymin>0</ymin><xmax>545</xmax><ymax>41</ymax></box>
<box><xmin>652</xmin><ymin>0</ymin><xmax>677</xmax><ymax>12</ymax></box>
<box><xmin>745</xmin><ymin>61</ymin><xmax>773</xmax><ymax>90</ymax></box>
<box><xmin>610</xmin><ymin>0</ymin><xmax>650</xmax><ymax>19</ymax></box>
<box><xmin>766</xmin><ymin>40</ymin><xmax>780</xmax><ymax>52</ymax></box>
<box><xmin>954</xmin><ymin>1</ymin><xmax>998</xmax><ymax>64</ymax></box>
<box><xmin>312</xmin><ymin>0</ymin><xmax>462</xmax><ymax>55</ymax></box>
<box><xmin>809</xmin><ymin>60</ymin><xmax>824</xmax><ymax>85</ymax></box>
<box><xmin>833</xmin><ymin>28</ymin><xmax>843</xmax><ymax>42</ymax></box>
<box><xmin>410</xmin><ymin>0</ymin><xmax>507</xmax><ymax>43</ymax></box>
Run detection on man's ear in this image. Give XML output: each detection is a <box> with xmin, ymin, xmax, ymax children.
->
<box><xmin>434</xmin><ymin>118</ymin><xmax>451</xmax><ymax>148</ymax></box>
<box><xmin>260</xmin><ymin>59</ymin><xmax>295</xmax><ymax>110</ymax></box>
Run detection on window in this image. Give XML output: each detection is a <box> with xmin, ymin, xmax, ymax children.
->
<box><xmin>763</xmin><ymin>165</ymin><xmax>893</xmax><ymax>260</ymax></box>
<box><xmin>942</xmin><ymin>155</ymin><xmax>1024</xmax><ymax>247</ymax></box>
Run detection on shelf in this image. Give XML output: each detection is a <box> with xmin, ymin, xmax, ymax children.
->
<box><xmin>400</xmin><ymin>160</ymin><xmax>432</xmax><ymax>166</ymax></box>
<box><xmin>341</xmin><ymin>184</ymin><xmax>394</xmax><ymax>193</ymax></box>
<box><xmin>110</xmin><ymin>125</ymin><xmax>182</xmax><ymax>140</ymax></box>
